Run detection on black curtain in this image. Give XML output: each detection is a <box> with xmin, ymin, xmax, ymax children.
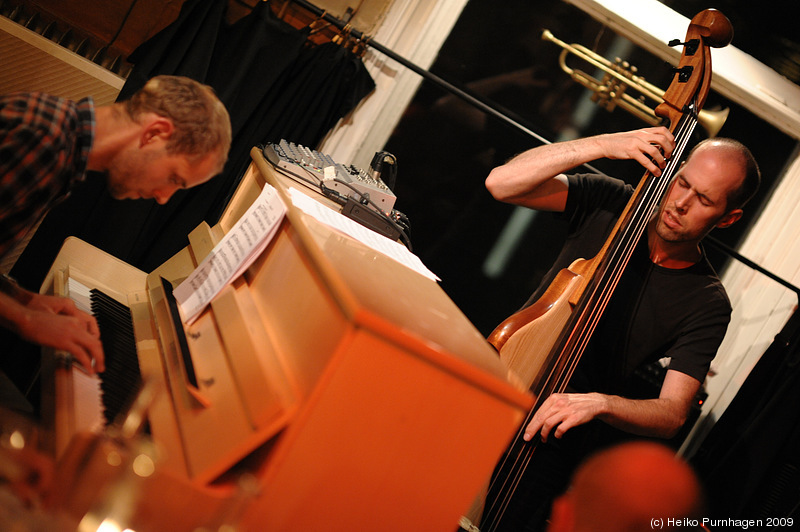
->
<box><xmin>12</xmin><ymin>0</ymin><xmax>374</xmax><ymax>286</ymax></box>
<box><xmin>690</xmin><ymin>308</ymin><xmax>800</xmax><ymax>520</ymax></box>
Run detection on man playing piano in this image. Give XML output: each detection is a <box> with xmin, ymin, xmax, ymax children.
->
<box><xmin>0</xmin><ymin>75</ymin><xmax>231</xmax><ymax>411</ymax></box>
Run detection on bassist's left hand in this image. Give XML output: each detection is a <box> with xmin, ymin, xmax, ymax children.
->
<box><xmin>523</xmin><ymin>392</ymin><xmax>607</xmax><ymax>442</ymax></box>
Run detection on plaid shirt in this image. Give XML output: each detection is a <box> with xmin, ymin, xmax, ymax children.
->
<box><xmin>0</xmin><ymin>92</ymin><xmax>94</xmax><ymax>260</ymax></box>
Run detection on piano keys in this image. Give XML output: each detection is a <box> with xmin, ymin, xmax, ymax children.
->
<box><xmin>38</xmin><ymin>146</ymin><xmax>534</xmax><ymax>531</ymax></box>
<box><xmin>64</xmin><ymin>278</ymin><xmax>143</xmax><ymax>428</ymax></box>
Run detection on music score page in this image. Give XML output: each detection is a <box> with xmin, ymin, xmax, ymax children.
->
<box><xmin>174</xmin><ymin>183</ymin><xmax>286</xmax><ymax>324</ymax></box>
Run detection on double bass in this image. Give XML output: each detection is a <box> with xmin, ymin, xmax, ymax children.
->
<box><xmin>467</xmin><ymin>9</ymin><xmax>734</xmax><ymax>532</ymax></box>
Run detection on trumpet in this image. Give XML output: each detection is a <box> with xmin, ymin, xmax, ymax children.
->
<box><xmin>542</xmin><ymin>29</ymin><xmax>728</xmax><ymax>137</ymax></box>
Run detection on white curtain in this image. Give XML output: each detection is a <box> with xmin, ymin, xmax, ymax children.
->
<box><xmin>319</xmin><ymin>0</ymin><xmax>468</xmax><ymax>168</ymax></box>
<box><xmin>682</xmin><ymin>143</ymin><xmax>800</xmax><ymax>455</ymax></box>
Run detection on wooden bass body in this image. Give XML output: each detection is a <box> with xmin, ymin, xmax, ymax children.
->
<box><xmin>490</xmin><ymin>258</ymin><xmax>594</xmax><ymax>389</ymax></box>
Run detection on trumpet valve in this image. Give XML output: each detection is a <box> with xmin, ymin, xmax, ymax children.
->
<box><xmin>593</xmin><ymin>73</ymin><xmax>627</xmax><ymax>111</ymax></box>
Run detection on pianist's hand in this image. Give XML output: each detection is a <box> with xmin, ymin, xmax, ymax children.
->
<box><xmin>8</xmin><ymin>291</ymin><xmax>105</xmax><ymax>375</ymax></box>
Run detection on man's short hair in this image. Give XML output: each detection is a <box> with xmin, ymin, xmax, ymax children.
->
<box><xmin>688</xmin><ymin>137</ymin><xmax>761</xmax><ymax>211</ymax></box>
<box><xmin>124</xmin><ymin>75</ymin><xmax>232</xmax><ymax>173</ymax></box>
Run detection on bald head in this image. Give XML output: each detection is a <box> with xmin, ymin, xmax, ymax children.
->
<box><xmin>548</xmin><ymin>442</ymin><xmax>702</xmax><ymax>532</ymax></box>
<box><xmin>686</xmin><ymin>137</ymin><xmax>760</xmax><ymax>211</ymax></box>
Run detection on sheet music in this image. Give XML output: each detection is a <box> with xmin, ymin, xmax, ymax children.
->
<box><xmin>288</xmin><ymin>188</ymin><xmax>440</xmax><ymax>282</ymax></box>
<box><xmin>175</xmin><ymin>184</ymin><xmax>287</xmax><ymax>324</ymax></box>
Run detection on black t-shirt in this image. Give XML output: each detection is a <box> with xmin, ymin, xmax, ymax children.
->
<box><xmin>523</xmin><ymin>173</ymin><xmax>731</xmax><ymax>396</ymax></box>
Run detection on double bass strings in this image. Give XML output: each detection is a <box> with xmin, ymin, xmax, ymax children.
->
<box><xmin>595</xmin><ymin>111</ymin><xmax>699</xmax><ymax>313</ymax></box>
<box><xmin>479</xmin><ymin>111</ymin><xmax>700</xmax><ymax>532</ymax></box>
<box><xmin>561</xmin><ymin>111</ymin><xmax>699</xmax><ymax>394</ymax></box>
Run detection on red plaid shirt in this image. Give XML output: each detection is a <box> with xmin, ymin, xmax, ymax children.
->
<box><xmin>0</xmin><ymin>92</ymin><xmax>94</xmax><ymax>260</ymax></box>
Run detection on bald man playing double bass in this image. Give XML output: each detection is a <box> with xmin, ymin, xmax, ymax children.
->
<box><xmin>480</xmin><ymin>126</ymin><xmax>760</xmax><ymax>531</ymax></box>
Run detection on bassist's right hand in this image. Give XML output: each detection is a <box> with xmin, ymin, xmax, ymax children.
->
<box><xmin>523</xmin><ymin>392</ymin><xmax>607</xmax><ymax>442</ymax></box>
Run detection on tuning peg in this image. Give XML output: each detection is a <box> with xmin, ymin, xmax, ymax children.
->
<box><xmin>670</xmin><ymin>65</ymin><xmax>695</xmax><ymax>82</ymax></box>
<box><xmin>668</xmin><ymin>38</ymin><xmax>699</xmax><ymax>55</ymax></box>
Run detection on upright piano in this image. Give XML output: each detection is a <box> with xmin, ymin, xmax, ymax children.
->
<box><xmin>39</xmin><ymin>147</ymin><xmax>533</xmax><ymax>531</ymax></box>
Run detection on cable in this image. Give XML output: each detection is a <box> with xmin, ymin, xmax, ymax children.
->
<box><xmin>320</xmin><ymin>179</ymin><xmax>413</xmax><ymax>251</ymax></box>
<box><xmin>273</xmin><ymin>160</ymin><xmax>325</xmax><ymax>190</ymax></box>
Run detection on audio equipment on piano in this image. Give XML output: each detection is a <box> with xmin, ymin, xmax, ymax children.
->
<box><xmin>263</xmin><ymin>140</ymin><xmax>409</xmax><ymax>244</ymax></box>
<box><xmin>36</xmin><ymin>147</ymin><xmax>533</xmax><ymax>532</ymax></box>
<box><xmin>263</xmin><ymin>139</ymin><xmax>396</xmax><ymax>211</ymax></box>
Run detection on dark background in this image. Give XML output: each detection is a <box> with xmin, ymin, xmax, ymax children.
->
<box><xmin>383</xmin><ymin>0</ymin><xmax>799</xmax><ymax>335</ymax></box>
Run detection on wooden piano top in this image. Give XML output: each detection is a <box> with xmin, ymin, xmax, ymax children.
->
<box><xmin>227</xmin><ymin>148</ymin><xmax>525</xmax><ymax>393</ymax></box>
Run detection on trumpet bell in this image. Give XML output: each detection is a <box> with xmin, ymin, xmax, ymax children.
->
<box><xmin>698</xmin><ymin>107</ymin><xmax>729</xmax><ymax>137</ymax></box>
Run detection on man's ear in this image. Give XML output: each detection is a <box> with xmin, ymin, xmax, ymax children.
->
<box><xmin>140</xmin><ymin>115</ymin><xmax>174</xmax><ymax>147</ymax></box>
<box><xmin>716</xmin><ymin>208</ymin><xmax>743</xmax><ymax>229</ymax></box>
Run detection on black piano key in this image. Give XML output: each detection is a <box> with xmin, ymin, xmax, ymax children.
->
<box><xmin>89</xmin><ymin>289</ymin><xmax>142</xmax><ymax>426</ymax></box>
